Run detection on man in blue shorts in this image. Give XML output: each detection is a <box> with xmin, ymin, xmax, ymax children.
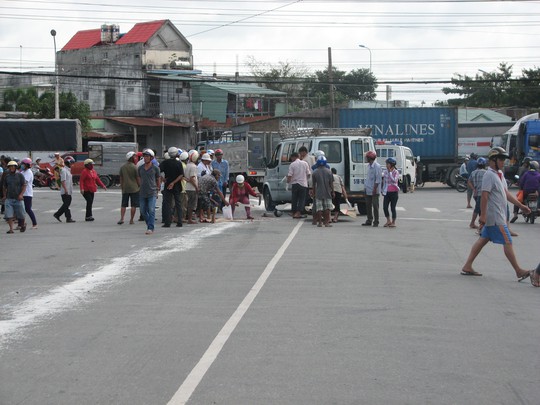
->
<box><xmin>461</xmin><ymin>148</ymin><xmax>532</xmax><ymax>280</ymax></box>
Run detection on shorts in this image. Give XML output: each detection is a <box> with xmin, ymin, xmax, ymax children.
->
<box><xmin>121</xmin><ymin>192</ymin><xmax>140</xmax><ymax>208</ymax></box>
<box><xmin>473</xmin><ymin>196</ymin><xmax>481</xmax><ymax>215</ymax></box>
<box><xmin>315</xmin><ymin>198</ymin><xmax>334</xmax><ymax>212</ymax></box>
<box><xmin>480</xmin><ymin>225</ymin><xmax>512</xmax><ymax>245</ymax></box>
<box><xmin>198</xmin><ymin>193</ymin><xmax>211</xmax><ymax>210</ymax></box>
<box><xmin>4</xmin><ymin>199</ymin><xmax>25</xmax><ymax>220</ymax></box>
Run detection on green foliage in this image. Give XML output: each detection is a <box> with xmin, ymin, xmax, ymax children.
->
<box><xmin>442</xmin><ymin>62</ymin><xmax>540</xmax><ymax>108</ymax></box>
<box><xmin>246</xmin><ymin>56</ymin><xmax>377</xmax><ymax>109</ymax></box>
<box><xmin>1</xmin><ymin>87</ymin><xmax>91</xmax><ymax>131</ymax></box>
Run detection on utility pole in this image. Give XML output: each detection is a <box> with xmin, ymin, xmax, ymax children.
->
<box><xmin>328</xmin><ymin>47</ymin><xmax>335</xmax><ymax>128</ymax></box>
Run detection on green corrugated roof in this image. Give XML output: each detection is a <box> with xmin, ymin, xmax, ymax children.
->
<box><xmin>458</xmin><ymin>108</ymin><xmax>512</xmax><ymax>123</ymax></box>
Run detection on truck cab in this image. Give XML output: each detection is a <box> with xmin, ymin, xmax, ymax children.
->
<box><xmin>262</xmin><ymin>128</ymin><xmax>374</xmax><ymax>214</ymax></box>
<box><xmin>497</xmin><ymin>113</ymin><xmax>540</xmax><ymax>180</ymax></box>
<box><xmin>375</xmin><ymin>142</ymin><xmax>416</xmax><ymax>192</ymax></box>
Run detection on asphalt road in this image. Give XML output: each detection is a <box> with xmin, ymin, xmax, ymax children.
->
<box><xmin>1</xmin><ymin>185</ymin><xmax>539</xmax><ymax>405</ymax></box>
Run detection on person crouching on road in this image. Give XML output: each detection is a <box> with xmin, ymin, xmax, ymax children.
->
<box><xmin>311</xmin><ymin>157</ymin><xmax>334</xmax><ymax>227</ymax></box>
<box><xmin>137</xmin><ymin>149</ymin><xmax>161</xmax><ymax>235</ymax></box>
<box><xmin>198</xmin><ymin>169</ymin><xmax>229</xmax><ymax>223</ymax></box>
<box><xmin>229</xmin><ymin>175</ymin><xmax>259</xmax><ymax>220</ymax></box>
<box><xmin>54</xmin><ymin>156</ymin><xmax>76</xmax><ymax>223</ymax></box>
<box><xmin>3</xmin><ymin>161</ymin><xmax>26</xmax><ymax>233</ymax></box>
<box><xmin>118</xmin><ymin>151</ymin><xmax>140</xmax><ymax>225</ymax></box>
<box><xmin>382</xmin><ymin>157</ymin><xmax>400</xmax><ymax>228</ymax></box>
<box><xmin>80</xmin><ymin>159</ymin><xmax>107</xmax><ymax>221</ymax></box>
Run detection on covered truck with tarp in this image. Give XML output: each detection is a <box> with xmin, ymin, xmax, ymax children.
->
<box><xmin>0</xmin><ymin>119</ymin><xmax>82</xmax><ymax>158</ymax></box>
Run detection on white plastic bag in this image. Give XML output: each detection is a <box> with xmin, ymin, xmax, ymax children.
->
<box><xmin>222</xmin><ymin>205</ymin><xmax>234</xmax><ymax>220</ymax></box>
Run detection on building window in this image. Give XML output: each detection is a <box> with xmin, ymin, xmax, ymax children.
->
<box><xmin>82</xmin><ymin>90</ymin><xmax>89</xmax><ymax>101</ymax></box>
<box><xmin>127</xmin><ymin>88</ymin><xmax>134</xmax><ymax>93</ymax></box>
<box><xmin>105</xmin><ymin>89</ymin><xmax>116</xmax><ymax>109</ymax></box>
<box><xmin>81</xmin><ymin>56</ymin><xmax>87</xmax><ymax>63</ymax></box>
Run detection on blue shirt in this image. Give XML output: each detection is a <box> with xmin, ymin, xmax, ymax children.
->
<box><xmin>365</xmin><ymin>161</ymin><xmax>382</xmax><ymax>194</ymax></box>
<box><xmin>211</xmin><ymin>159</ymin><xmax>229</xmax><ymax>187</ymax></box>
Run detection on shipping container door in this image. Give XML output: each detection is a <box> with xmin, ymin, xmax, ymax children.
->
<box><xmin>349</xmin><ymin>138</ymin><xmax>372</xmax><ymax>192</ymax></box>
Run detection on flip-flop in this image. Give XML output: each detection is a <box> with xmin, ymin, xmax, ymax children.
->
<box><xmin>460</xmin><ymin>270</ymin><xmax>482</xmax><ymax>276</ymax></box>
<box><xmin>117</xmin><ymin>221</ymin><xmax>124</xmax><ymax>225</ymax></box>
<box><xmin>531</xmin><ymin>271</ymin><xmax>540</xmax><ymax>287</ymax></box>
<box><xmin>517</xmin><ymin>272</ymin><xmax>530</xmax><ymax>282</ymax></box>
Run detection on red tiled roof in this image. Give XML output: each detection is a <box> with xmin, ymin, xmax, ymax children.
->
<box><xmin>115</xmin><ymin>20</ymin><xmax>166</xmax><ymax>45</ymax></box>
<box><xmin>61</xmin><ymin>29</ymin><xmax>102</xmax><ymax>51</ymax></box>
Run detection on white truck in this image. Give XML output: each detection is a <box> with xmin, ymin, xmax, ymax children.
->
<box><xmin>200</xmin><ymin>131</ymin><xmax>281</xmax><ymax>188</ymax></box>
<box><xmin>375</xmin><ymin>142</ymin><xmax>417</xmax><ymax>192</ymax></box>
<box><xmin>262</xmin><ymin>128</ymin><xmax>374</xmax><ymax>214</ymax></box>
<box><xmin>87</xmin><ymin>141</ymin><xmax>138</xmax><ymax>187</ymax></box>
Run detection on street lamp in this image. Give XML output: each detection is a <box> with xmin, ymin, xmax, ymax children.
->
<box><xmin>159</xmin><ymin>113</ymin><xmax>165</xmax><ymax>157</ymax></box>
<box><xmin>358</xmin><ymin>44</ymin><xmax>372</xmax><ymax>72</ymax></box>
<box><xmin>50</xmin><ymin>29</ymin><xmax>59</xmax><ymax>119</ymax></box>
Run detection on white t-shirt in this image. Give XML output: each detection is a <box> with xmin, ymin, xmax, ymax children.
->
<box><xmin>22</xmin><ymin>169</ymin><xmax>34</xmax><ymax>197</ymax></box>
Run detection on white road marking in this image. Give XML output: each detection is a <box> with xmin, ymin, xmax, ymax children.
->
<box><xmin>400</xmin><ymin>217</ymin><xmax>468</xmax><ymax>222</ymax></box>
<box><xmin>424</xmin><ymin>208</ymin><xmax>441</xmax><ymax>213</ymax></box>
<box><xmin>0</xmin><ymin>223</ymin><xmax>239</xmax><ymax>350</ymax></box>
<box><xmin>396</xmin><ymin>206</ymin><xmax>406</xmax><ymax>211</ymax></box>
<box><xmin>167</xmin><ymin>220</ymin><xmax>304</xmax><ymax>405</ymax></box>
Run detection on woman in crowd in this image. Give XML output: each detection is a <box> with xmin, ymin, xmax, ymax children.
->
<box><xmin>79</xmin><ymin>159</ymin><xmax>107</xmax><ymax>221</ymax></box>
<box><xmin>382</xmin><ymin>157</ymin><xmax>400</xmax><ymax>228</ymax></box>
<box><xmin>229</xmin><ymin>175</ymin><xmax>259</xmax><ymax>220</ymax></box>
<box><xmin>20</xmin><ymin>158</ymin><xmax>38</xmax><ymax>229</ymax></box>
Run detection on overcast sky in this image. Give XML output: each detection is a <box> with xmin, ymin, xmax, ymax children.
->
<box><xmin>1</xmin><ymin>0</ymin><xmax>539</xmax><ymax>106</ymax></box>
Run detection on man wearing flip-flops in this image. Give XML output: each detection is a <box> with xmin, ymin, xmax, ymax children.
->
<box><xmin>461</xmin><ymin>147</ymin><xmax>533</xmax><ymax>282</ymax></box>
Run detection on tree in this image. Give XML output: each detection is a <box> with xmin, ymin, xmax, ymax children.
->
<box><xmin>442</xmin><ymin>62</ymin><xmax>540</xmax><ymax>108</ymax></box>
<box><xmin>311</xmin><ymin>67</ymin><xmax>377</xmax><ymax>106</ymax></box>
<box><xmin>246</xmin><ymin>56</ymin><xmax>311</xmax><ymax>110</ymax></box>
<box><xmin>1</xmin><ymin>87</ymin><xmax>91</xmax><ymax>131</ymax></box>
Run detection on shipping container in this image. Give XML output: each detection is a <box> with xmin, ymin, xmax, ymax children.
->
<box><xmin>339</xmin><ymin>108</ymin><xmax>461</xmax><ymax>187</ymax></box>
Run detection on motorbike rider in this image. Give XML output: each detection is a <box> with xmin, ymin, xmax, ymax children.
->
<box><xmin>510</xmin><ymin>161</ymin><xmax>540</xmax><ymax>223</ymax></box>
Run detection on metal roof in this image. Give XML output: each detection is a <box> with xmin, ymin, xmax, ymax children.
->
<box><xmin>108</xmin><ymin>117</ymin><xmax>190</xmax><ymax>128</ymax></box>
<box><xmin>204</xmin><ymin>82</ymin><xmax>286</xmax><ymax>96</ymax></box>
<box><xmin>458</xmin><ymin>108</ymin><xmax>513</xmax><ymax>123</ymax></box>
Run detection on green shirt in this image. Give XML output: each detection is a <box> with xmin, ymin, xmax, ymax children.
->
<box><xmin>119</xmin><ymin>162</ymin><xmax>140</xmax><ymax>194</ymax></box>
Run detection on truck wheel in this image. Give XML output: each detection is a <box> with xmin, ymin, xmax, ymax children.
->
<box><xmin>447</xmin><ymin>167</ymin><xmax>459</xmax><ymax>188</ymax></box>
<box><xmin>401</xmin><ymin>176</ymin><xmax>410</xmax><ymax>193</ymax></box>
<box><xmin>263</xmin><ymin>187</ymin><xmax>276</xmax><ymax>212</ymax></box>
<box><xmin>99</xmin><ymin>175</ymin><xmax>112</xmax><ymax>188</ymax></box>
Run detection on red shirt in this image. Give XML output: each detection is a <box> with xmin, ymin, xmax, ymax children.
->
<box><xmin>80</xmin><ymin>168</ymin><xmax>105</xmax><ymax>193</ymax></box>
<box><xmin>229</xmin><ymin>182</ymin><xmax>257</xmax><ymax>205</ymax></box>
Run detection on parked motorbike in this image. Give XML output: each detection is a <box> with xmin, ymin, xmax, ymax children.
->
<box><xmin>455</xmin><ymin>174</ymin><xmax>468</xmax><ymax>192</ymax></box>
<box><xmin>522</xmin><ymin>193</ymin><xmax>539</xmax><ymax>224</ymax></box>
<box><xmin>32</xmin><ymin>167</ymin><xmax>55</xmax><ymax>189</ymax></box>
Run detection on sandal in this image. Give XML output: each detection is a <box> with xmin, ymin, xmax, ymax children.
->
<box><xmin>531</xmin><ymin>271</ymin><xmax>540</xmax><ymax>287</ymax></box>
<box><xmin>117</xmin><ymin>221</ymin><xmax>124</xmax><ymax>225</ymax></box>
<box><xmin>6</xmin><ymin>230</ymin><xmax>14</xmax><ymax>234</ymax></box>
<box><xmin>460</xmin><ymin>269</ymin><xmax>482</xmax><ymax>276</ymax></box>
<box><xmin>517</xmin><ymin>272</ymin><xmax>530</xmax><ymax>282</ymax></box>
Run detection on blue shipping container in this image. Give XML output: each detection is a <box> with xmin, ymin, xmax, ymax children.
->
<box><xmin>339</xmin><ymin>107</ymin><xmax>458</xmax><ymax>160</ymax></box>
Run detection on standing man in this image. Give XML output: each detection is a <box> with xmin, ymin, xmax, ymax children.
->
<box><xmin>211</xmin><ymin>148</ymin><xmax>229</xmax><ymax>207</ymax></box>
<box><xmin>137</xmin><ymin>149</ymin><xmax>161</xmax><ymax>235</ymax></box>
<box><xmin>2</xmin><ymin>161</ymin><xmax>26</xmax><ymax>233</ymax></box>
<box><xmin>461</xmin><ymin>147</ymin><xmax>532</xmax><ymax>280</ymax></box>
<box><xmin>54</xmin><ymin>156</ymin><xmax>76</xmax><ymax>223</ymax></box>
<box><xmin>160</xmin><ymin>146</ymin><xmax>184</xmax><ymax>228</ymax></box>
<box><xmin>287</xmin><ymin>151</ymin><xmax>310</xmax><ymax>219</ymax></box>
<box><xmin>118</xmin><ymin>151</ymin><xmax>140</xmax><ymax>225</ymax></box>
<box><xmin>185</xmin><ymin>150</ymin><xmax>199</xmax><ymax>224</ymax></box>
<box><xmin>363</xmin><ymin>150</ymin><xmax>382</xmax><ymax>227</ymax></box>
<box><xmin>465</xmin><ymin>153</ymin><xmax>479</xmax><ymax>208</ymax></box>
<box><xmin>311</xmin><ymin>157</ymin><xmax>334</xmax><ymax>227</ymax></box>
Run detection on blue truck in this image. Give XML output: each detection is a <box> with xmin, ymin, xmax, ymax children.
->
<box><xmin>339</xmin><ymin>107</ymin><xmax>461</xmax><ymax>187</ymax></box>
<box><xmin>496</xmin><ymin>112</ymin><xmax>540</xmax><ymax>180</ymax></box>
